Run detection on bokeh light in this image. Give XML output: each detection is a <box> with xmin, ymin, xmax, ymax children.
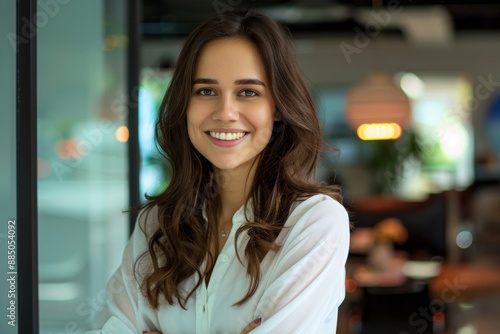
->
<box><xmin>400</xmin><ymin>72</ymin><xmax>426</xmax><ymax>99</ymax></box>
<box><xmin>115</xmin><ymin>126</ymin><xmax>129</xmax><ymax>142</ymax></box>
<box><xmin>456</xmin><ymin>230</ymin><xmax>473</xmax><ymax>249</ymax></box>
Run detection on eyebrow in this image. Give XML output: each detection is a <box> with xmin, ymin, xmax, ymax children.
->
<box><xmin>192</xmin><ymin>78</ymin><xmax>266</xmax><ymax>87</ymax></box>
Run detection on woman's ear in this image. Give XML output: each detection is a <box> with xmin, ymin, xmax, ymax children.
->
<box><xmin>274</xmin><ymin>109</ymin><xmax>280</xmax><ymax>121</ymax></box>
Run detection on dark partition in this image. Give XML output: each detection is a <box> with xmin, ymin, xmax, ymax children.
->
<box><xmin>349</xmin><ymin>193</ymin><xmax>448</xmax><ymax>259</ymax></box>
<box><xmin>16</xmin><ymin>0</ymin><xmax>39</xmax><ymax>333</ymax></box>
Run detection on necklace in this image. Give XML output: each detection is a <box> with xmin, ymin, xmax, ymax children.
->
<box><xmin>220</xmin><ymin>218</ymin><xmax>232</xmax><ymax>238</ymax></box>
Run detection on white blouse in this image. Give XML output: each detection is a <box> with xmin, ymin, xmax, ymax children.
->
<box><xmin>88</xmin><ymin>194</ymin><xmax>349</xmax><ymax>334</ymax></box>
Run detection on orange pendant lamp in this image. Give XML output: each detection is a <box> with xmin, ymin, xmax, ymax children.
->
<box><xmin>345</xmin><ymin>72</ymin><xmax>411</xmax><ymax>140</ymax></box>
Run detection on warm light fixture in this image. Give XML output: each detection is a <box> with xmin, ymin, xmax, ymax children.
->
<box><xmin>357</xmin><ymin>123</ymin><xmax>402</xmax><ymax>140</ymax></box>
<box><xmin>346</xmin><ymin>72</ymin><xmax>411</xmax><ymax>140</ymax></box>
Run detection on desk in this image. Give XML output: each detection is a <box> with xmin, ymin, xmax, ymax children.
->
<box><xmin>352</xmin><ymin>259</ymin><xmax>440</xmax><ymax>287</ymax></box>
<box><xmin>430</xmin><ymin>264</ymin><xmax>500</xmax><ymax>302</ymax></box>
<box><xmin>352</xmin><ymin>261</ymin><xmax>500</xmax><ymax>301</ymax></box>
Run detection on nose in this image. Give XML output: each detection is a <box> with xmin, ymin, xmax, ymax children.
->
<box><xmin>212</xmin><ymin>95</ymin><xmax>239</xmax><ymax>123</ymax></box>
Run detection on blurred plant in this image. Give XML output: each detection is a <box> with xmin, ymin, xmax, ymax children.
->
<box><xmin>364</xmin><ymin>128</ymin><xmax>425</xmax><ymax>194</ymax></box>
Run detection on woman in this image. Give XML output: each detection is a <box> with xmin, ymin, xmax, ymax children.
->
<box><xmin>92</xmin><ymin>10</ymin><xmax>349</xmax><ymax>334</ymax></box>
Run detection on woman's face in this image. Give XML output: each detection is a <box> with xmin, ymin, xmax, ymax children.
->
<box><xmin>187</xmin><ymin>37</ymin><xmax>276</xmax><ymax>176</ymax></box>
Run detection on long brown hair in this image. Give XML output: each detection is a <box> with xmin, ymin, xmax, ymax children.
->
<box><xmin>136</xmin><ymin>10</ymin><xmax>342</xmax><ymax>310</ymax></box>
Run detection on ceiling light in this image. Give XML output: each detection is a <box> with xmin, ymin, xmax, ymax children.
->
<box><xmin>346</xmin><ymin>72</ymin><xmax>411</xmax><ymax>139</ymax></box>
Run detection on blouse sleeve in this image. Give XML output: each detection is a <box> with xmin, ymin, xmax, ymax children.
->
<box><xmin>86</xmin><ymin>207</ymin><xmax>160</xmax><ymax>334</ymax></box>
<box><xmin>251</xmin><ymin>196</ymin><xmax>350</xmax><ymax>334</ymax></box>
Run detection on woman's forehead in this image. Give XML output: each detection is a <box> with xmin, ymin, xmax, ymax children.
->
<box><xmin>193</xmin><ymin>37</ymin><xmax>268</xmax><ymax>83</ymax></box>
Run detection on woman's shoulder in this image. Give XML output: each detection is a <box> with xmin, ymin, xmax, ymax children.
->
<box><xmin>292</xmin><ymin>193</ymin><xmax>346</xmax><ymax>217</ymax></box>
<box><xmin>286</xmin><ymin>193</ymin><xmax>349</xmax><ymax>235</ymax></box>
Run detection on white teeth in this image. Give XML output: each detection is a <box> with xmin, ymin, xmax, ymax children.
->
<box><xmin>209</xmin><ymin>132</ymin><xmax>246</xmax><ymax>141</ymax></box>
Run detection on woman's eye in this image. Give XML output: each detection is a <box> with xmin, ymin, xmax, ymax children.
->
<box><xmin>238</xmin><ymin>90</ymin><xmax>258</xmax><ymax>97</ymax></box>
<box><xmin>197</xmin><ymin>88</ymin><xmax>215</xmax><ymax>96</ymax></box>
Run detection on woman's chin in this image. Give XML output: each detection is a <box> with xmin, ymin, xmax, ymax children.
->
<box><xmin>212</xmin><ymin>163</ymin><xmax>240</xmax><ymax>173</ymax></box>
<box><xmin>211</xmin><ymin>159</ymin><xmax>252</xmax><ymax>175</ymax></box>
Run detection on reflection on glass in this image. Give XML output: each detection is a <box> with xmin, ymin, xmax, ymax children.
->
<box><xmin>37</xmin><ymin>1</ymin><xmax>128</xmax><ymax>332</ymax></box>
<box><xmin>139</xmin><ymin>68</ymin><xmax>172</xmax><ymax>198</ymax></box>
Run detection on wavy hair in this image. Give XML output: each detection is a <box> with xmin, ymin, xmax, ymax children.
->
<box><xmin>136</xmin><ymin>10</ymin><xmax>342</xmax><ymax>310</ymax></box>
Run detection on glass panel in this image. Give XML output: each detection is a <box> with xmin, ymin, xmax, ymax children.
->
<box><xmin>37</xmin><ymin>0</ymin><xmax>129</xmax><ymax>332</ymax></box>
<box><xmin>0</xmin><ymin>1</ymin><xmax>18</xmax><ymax>333</ymax></box>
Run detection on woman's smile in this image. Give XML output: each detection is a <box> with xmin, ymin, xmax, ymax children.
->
<box><xmin>206</xmin><ymin>130</ymin><xmax>249</xmax><ymax>147</ymax></box>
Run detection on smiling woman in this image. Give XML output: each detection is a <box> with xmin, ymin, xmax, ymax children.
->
<box><xmin>87</xmin><ymin>10</ymin><xmax>349</xmax><ymax>334</ymax></box>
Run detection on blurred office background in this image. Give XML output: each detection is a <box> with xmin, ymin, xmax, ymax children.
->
<box><xmin>2</xmin><ymin>0</ymin><xmax>500</xmax><ymax>333</ymax></box>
